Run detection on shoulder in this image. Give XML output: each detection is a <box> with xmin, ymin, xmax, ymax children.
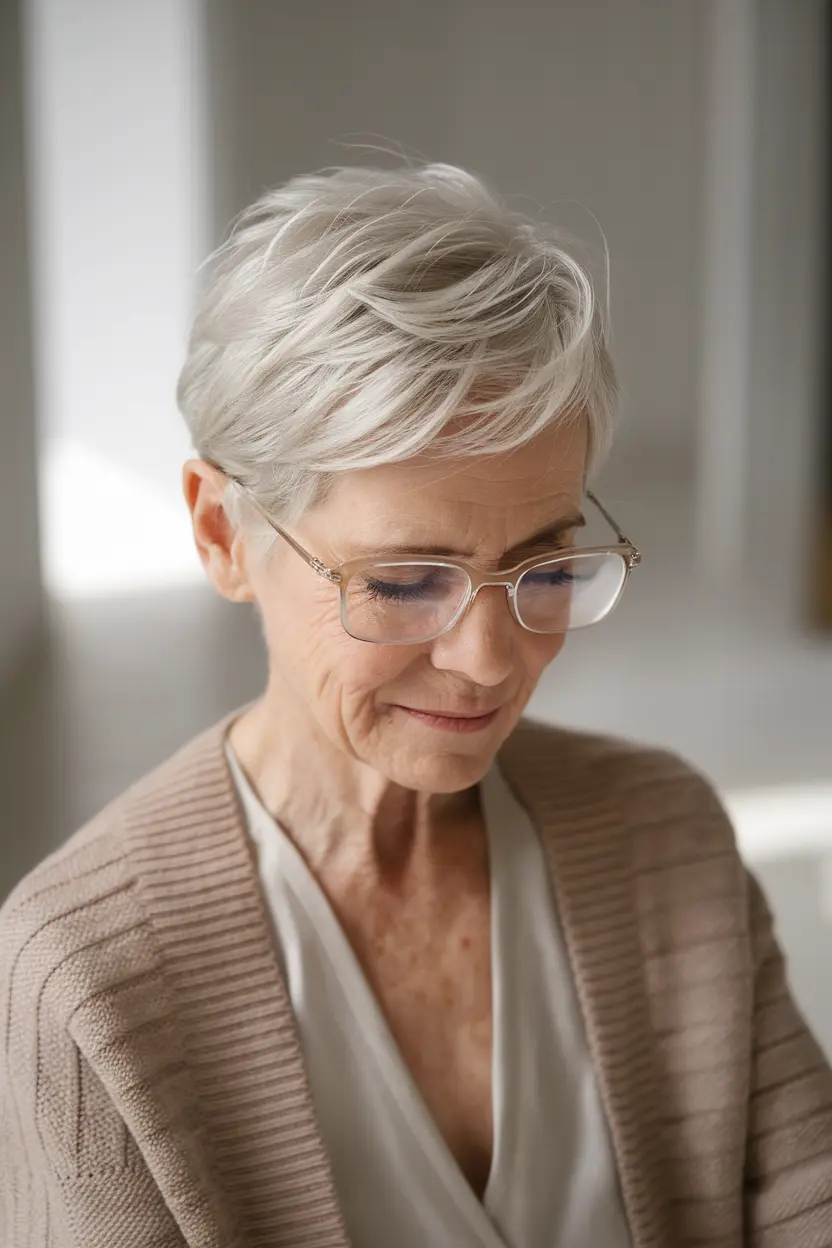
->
<box><xmin>501</xmin><ymin>716</ymin><xmax>736</xmax><ymax>860</ymax></box>
<box><xmin>0</xmin><ymin>711</ymin><xmax>235</xmax><ymax>1064</ymax></box>
<box><xmin>0</xmin><ymin>799</ymin><xmax>148</xmax><ymax>1183</ymax></box>
<box><xmin>0</xmin><ymin>804</ymin><xmax>149</xmax><ymax>1126</ymax></box>
<box><xmin>501</xmin><ymin>717</ymin><xmax>750</xmax><ymax>962</ymax></box>
<box><xmin>503</xmin><ymin>715</ymin><xmax>726</xmax><ymax>800</ymax></box>
<box><xmin>0</xmin><ymin>801</ymin><xmax>135</xmax><ymax>1006</ymax></box>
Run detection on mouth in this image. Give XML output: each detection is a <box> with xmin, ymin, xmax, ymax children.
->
<box><xmin>394</xmin><ymin>706</ymin><xmax>502</xmax><ymax>734</ymax></box>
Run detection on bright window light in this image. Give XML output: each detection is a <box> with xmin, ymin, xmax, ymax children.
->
<box><xmin>40</xmin><ymin>437</ymin><xmax>204</xmax><ymax>598</ymax></box>
<box><xmin>727</xmin><ymin>784</ymin><xmax>832</xmax><ymax>863</ymax></box>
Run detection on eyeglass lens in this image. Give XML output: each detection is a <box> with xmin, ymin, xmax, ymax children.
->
<box><xmin>342</xmin><ymin>552</ymin><xmax>628</xmax><ymax>643</ymax></box>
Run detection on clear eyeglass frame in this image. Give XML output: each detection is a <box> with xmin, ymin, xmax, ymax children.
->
<box><xmin>219</xmin><ymin>471</ymin><xmax>641</xmax><ymax>644</ymax></box>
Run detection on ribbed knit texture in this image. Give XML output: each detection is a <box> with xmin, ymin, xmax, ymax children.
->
<box><xmin>2</xmin><ymin>711</ymin><xmax>832</xmax><ymax>1247</ymax></box>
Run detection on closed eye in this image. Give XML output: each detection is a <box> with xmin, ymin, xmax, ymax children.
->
<box><xmin>364</xmin><ymin>577</ymin><xmax>431</xmax><ymax>602</ymax></box>
<box><xmin>521</xmin><ymin>567</ymin><xmax>577</xmax><ymax>588</ymax></box>
<box><xmin>521</xmin><ymin>560</ymin><xmax>597</xmax><ymax>588</ymax></box>
<box><xmin>361</xmin><ymin>567</ymin><xmax>459</xmax><ymax>603</ymax></box>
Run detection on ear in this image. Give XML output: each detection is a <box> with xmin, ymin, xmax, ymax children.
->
<box><xmin>182</xmin><ymin>459</ymin><xmax>254</xmax><ymax>603</ymax></box>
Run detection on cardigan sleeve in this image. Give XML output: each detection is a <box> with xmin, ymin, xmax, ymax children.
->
<box><xmin>0</xmin><ymin>880</ymin><xmax>188</xmax><ymax>1248</ymax></box>
<box><xmin>0</xmin><ymin>1042</ymin><xmax>67</xmax><ymax>1247</ymax></box>
<box><xmin>745</xmin><ymin>870</ymin><xmax>832</xmax><ymax>1244</ymax></box>
<box><xmin>0</xmin><ymin>1040</ymin><xmax>187</xmax><ymax>1248</ymax></box>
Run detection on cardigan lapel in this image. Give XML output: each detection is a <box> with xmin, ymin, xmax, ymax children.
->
<box><xmin>121</xmin><ymin>713</ymin><xmax>352</xmax><ymax>1248</ymax></box>
<box><xmin>117</xmin><ymin>708</ymin><xmax>673</xmax><ymax>1246</ymax></box>
<box><xmin>499</xmin><ymin>721</ymin><xmax>674</xmax><ymax>1248</ymax></box>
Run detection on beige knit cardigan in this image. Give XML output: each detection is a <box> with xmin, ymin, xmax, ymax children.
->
<box><xmin>2</xmin><ymin>711</ymin><xmax>832</xmax><ymax>1247</ymax></box>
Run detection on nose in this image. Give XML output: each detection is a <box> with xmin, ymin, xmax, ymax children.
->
<box><xmin>428</xmin><ymin>583</ymin><xmax>517</xmax><ymax>686</ymax></box>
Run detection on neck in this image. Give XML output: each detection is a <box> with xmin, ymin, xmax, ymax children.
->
<box><xmin>227</xmin><ymin>679</ymin><xmax>483</xmax><ymax>885</ymax></box>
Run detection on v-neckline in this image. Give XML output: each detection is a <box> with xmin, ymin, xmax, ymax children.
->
<box><xmin>227</xmin><ymin>741</ymin><xmax>509</xmax><ymax>1241</ymax></box>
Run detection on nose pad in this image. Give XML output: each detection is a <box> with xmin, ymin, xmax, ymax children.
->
<box><xmin>505</xmin><ymin>581</ymin><xmax>521</xmax><ymax>622</ymax></box>
<box><xmin>466</xmin><ymin>579</ymin><xmax>519</xmax><ymax>623</ymax></box>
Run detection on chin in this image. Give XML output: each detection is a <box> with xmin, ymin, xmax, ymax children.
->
<box><xmin>384</xmin><ymin>735</ymin><xmax>505</xmax><ymax>794</ymax></box>
<box><xmin>396</xmin><ymin>755</ymin><xmax>495</xmax><ymax>794</ymax></box>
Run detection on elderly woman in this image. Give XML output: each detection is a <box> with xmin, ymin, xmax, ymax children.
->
<box><xmin>3</xmin><ymin>164</ymin><xmax>832</xmax><ymax>1248</ymax></box>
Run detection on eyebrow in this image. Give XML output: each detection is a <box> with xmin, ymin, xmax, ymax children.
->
<box><xmin>356</xmin><ymin>511</ymin><xmax>587</xmax><ymax>560</ymax></box>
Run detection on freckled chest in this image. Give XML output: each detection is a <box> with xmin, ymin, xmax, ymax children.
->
<box><xmin>322</xmin><ymin>822</ymin><xmax>494</xmax><ymax>1196</ymax></box>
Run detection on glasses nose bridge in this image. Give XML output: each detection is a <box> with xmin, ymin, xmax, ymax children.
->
<box><xmin>465</xmin><ymin>575</ymin><xmax>520</xmax><ymax>622</ymax></box>
<box><xmin>469</xmin><ymin>574</ymin><xmax>517</xmax><ymax>599</ymax></box>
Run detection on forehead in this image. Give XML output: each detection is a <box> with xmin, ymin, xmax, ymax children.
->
<box><xmin>337</xmin><ymin>422</ymin><xmax>583</xmax><ymax>508</ymax></box>
<box><xmin>305</xmin><ymin>422</ymin><xmax>588</xmax><ymax>556</ymax></box>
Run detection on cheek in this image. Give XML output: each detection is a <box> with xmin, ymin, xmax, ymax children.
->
<box><xmin>522</xmin><ymin>632</ymin><xmax>566</xmax><ymax>678</ymax></box>
<box><xmin>256</xmin><ymin>568</ymin><xmax>423</xmax><ymax>703</ymax></box>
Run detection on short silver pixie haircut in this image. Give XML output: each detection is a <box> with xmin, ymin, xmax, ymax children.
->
<box><xmin>177</xmin><ymin>163</ymin><xmax>618</xmax><ymax>531</ymax></box>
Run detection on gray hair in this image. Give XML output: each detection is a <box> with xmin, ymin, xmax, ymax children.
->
<box><xmin>177</xmin><ymin>163</ymin><xmax>618</xmax><ymax>532</ymax></box>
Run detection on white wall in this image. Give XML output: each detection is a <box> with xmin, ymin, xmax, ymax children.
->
<box><xmin>204</xmin><ymin>0</ymin><xmax>707</xmax><ymax>472</ymax></box>
<box><xmin>694</xmin><ymin>0</ymin><xmax>828</xmax><ymax>606</ymax></box>
<box><xmin>744</xmin><ymin>0</ymin><xmax>828</xmax><ymax>621</ymax></box>
<box><xmin>0</xmin><ymin>0</ymin><xmax>42</xmax><ymax>687</ymax></box>
<box><xmin>25</xmin><ymin>0</ymin><xmax>208</xmax><ymax>494</ymax></box>
<box><xmin>24</xmin><ymin>0</ymin><xmax>211</xmax><ymax>595</ymax></box>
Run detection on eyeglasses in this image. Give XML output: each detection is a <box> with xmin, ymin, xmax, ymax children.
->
<box><xmin>222</xmin><ymin>474</ymin><xmax>640</xmax><ymax>645</ymax></box>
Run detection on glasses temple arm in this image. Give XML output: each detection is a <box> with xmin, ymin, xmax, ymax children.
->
<box><xmin>586</xmin><ymin>489</ymin><xmax>636</xmax><ymax>548</ymax></box>
<box><xmin>216</xmin><ymin>468</ymin><xmax>342</xmax><ymax>583</ymax></box>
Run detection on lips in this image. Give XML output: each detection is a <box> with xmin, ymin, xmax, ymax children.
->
<box><xmin>394</xmin><ymin>705</ymin><xmax>502</xmax><ymax>734</ymax></box>
<box><xmin>400</xmin><ymin>707</ymin><xmax>498</xmax><ymax>719</ymax></box>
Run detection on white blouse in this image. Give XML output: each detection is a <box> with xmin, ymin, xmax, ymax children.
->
<box><xmin>226</xmin><ymin>743</ymin><xmax>631</xmax><ymax>1248</ymax></box>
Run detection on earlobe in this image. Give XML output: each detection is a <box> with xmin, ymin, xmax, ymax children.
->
<box><xmin>229</xmin><ymin>577</ymin><xmax>255</xmax><ymax>604</ymax></box>
<box><xmin>202</xmin><ymin>526</ymin><xmax>256</xmax><ymax>605</ymax></box>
